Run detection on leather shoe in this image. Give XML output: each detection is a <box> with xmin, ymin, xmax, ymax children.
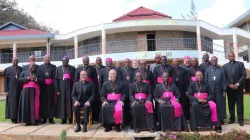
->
<box><xmin>104</xmin><ymin>128</ymin><xmax>111</xmax><ymax>132</ymax></box>
<box><xmin>215</xmin><ymin>126</ymin><xmax>222</xmax><ymax>133</ymax></box>
<box><xmin>42</xmin><ymin>119</ymin><xmax>47</xmax><ymax>124</ymax></box>
<box><xmin>228</xmin><ymin>120</ymin><xmax>235</xmax><ymax>124</ymax></box>
<box><xmin>134</xmin><ymin>129</ymin><xmax>140</xmax><ymax>133</ymax></box>
<box><xmin>61</xmin><ymin>119</ymin><xmax>66</xmax><ymax>124</ymax></box>
<box><xmin>74</xmin><ymin>126</ymin><xmax>81</xmax><ymax>132</ymax></box>
<box><xmin>239</xmin><ymin>122</ymin><xmax>244</xmax><ymax>126</ymax></box>
<box><xmin>116</xmin><ymin>125</ymin><xmax>121</xmax><ymax>132</ymax></box>
<box><xmin>192</xmin><ymin>128</ymin><xmax>198</xmax><ymax>132</ymax></box>
<box><xmin>149</xmin><ymin>128</ymin><xmax>155</xmax><ymax>133</ymax></box>
<box><xmin>49</xmin><ymin>119</ymin><xmax>55</xmax><ymax>124</ymax></box>
<box><xmin>82</xmin><ymin>124</ymin><xmax>87</xmax><ymax>133</ymax></box>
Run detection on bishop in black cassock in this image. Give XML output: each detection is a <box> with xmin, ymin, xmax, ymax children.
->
<box><xmin>222</xmin><ymin>52</ymin><xmax>246</xmax><ymax>126</ymax></box>
<box><xmin>199</xmin><ymin>53</ymin><xmax>211</xmax><ymax>74</ymax></box>
<box><xmin>172</xmin><ymin>58</ymin><xmax>190</xmax><ymax>121</ymax></box>
<box><xmin>205</xmin><ymin>56</ymin><xmax>226</xmax><ymax>124</ymax></box>
<box><xmin>22</xmin><ymin>55</ymin><xmax>39</xmax><ymax>71</ymax></box>
<box><xmin>4</xmin><ymin>57</ymin><xmax>23</xmax><ymax>123</ymax></box>
<box><xmin>188</xmin><ymin>58</ymin><xmax>202</xmax><ymax>82</ymax></box>
<box><xmin>54</xmin><ymin>56</ymin><xmax>76</xmax><ymax>124</ymax></box>
<box><xmin>39</xmin><ymin>54</ymin><xmax>57</xmax><ymax>124</ymax></box>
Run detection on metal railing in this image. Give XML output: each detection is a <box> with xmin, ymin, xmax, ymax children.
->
<box><xmin>50</xmin><ymin>48</ymin><xmax>75</xmax><ymax>61</ymax></box>
<box><xmin>78</xmin><ymin>43</ymin><xmax>101</xmax><ymax>57</ymax></box>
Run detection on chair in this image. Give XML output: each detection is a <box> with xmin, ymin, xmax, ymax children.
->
<box><xmin>72</xmin><ymin>108</ymin><xmax>92</xmax><ymax>129</ymax></box>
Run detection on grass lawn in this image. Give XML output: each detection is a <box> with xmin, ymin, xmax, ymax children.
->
<box><xmin>0</xmin><ymin>95</ymin><xmax>250</xmax><ymax>122</ymax></box>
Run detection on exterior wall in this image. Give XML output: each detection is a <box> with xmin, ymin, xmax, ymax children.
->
<box><xmin>156</xmin><ymin>31</ymin><xmax>184</xmax><ymax>38</ymax></box>
<box><xmin>239</xmin><ymin>21</ymin><xmax>250</xmax><ymax>32</ymax></box>
<box><xmin>156</xmin><ymin>31</ymin><xmax>185</xmax><ymax>50</ymax></box>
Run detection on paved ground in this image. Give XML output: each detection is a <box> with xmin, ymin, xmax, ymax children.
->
<box><xmin>0</xmin><ymin>122</ymin><xmax>250</xmax><ymax>140</ymax></box>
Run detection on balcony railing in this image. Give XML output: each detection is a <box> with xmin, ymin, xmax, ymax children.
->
<box><xmin>78</xmin><ymin>43</ymin><xmax>101</xmax><ymax>57</ymax></box>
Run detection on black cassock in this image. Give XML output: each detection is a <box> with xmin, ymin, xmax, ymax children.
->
<box><xmin>188</xmin><ymin>81</ymin><xmax>220</xmax><ymax>130</ymax></box>
<box><xmin>18</xmin><ymin>70</ymin><xmax>43</xmax><ymax>124</ymax></box>
<box><xmin>4</xmin><ymin>65</ymin><xmax>23</xmax><ymax>120</ymax></box>
<box><xmin>75</xmin><ymin>65</ymin><xmax>97</xmax><ymax>83</ymax></box>
<box><xmin>129</xmin><ymin>82</ymin><xmax>155</xmax><ymax>130</ymax></box>
<box><xmin>199</xmin><ymin>61</ymin><xmax>211</xmax><ymax>74</ymax></box>
<box><xmin>120</xmin><ymin>67</ymin><xmax>135</xmax><ymax>84</ymax></box>
<box><xmin>223</xmin><ymin>61</ymin><xmax>246</xmax><ymax>123</ymax></box>
<box><xmin>205</xmin><ymin>66</ymin><xmax>226</xmax><ymax>120</ymax></box>
<box><xmin>23</xmin><ymin>64</ymin><xmax>39</xmax><ymax>71</ymax></box>
<box><xmin>100</xmin><ymin>80</ymin><xmax>127</xmax><ymax>126</ymax></box>
<box><xmin>154</xmin><ymin>83</ymin><xmax>188</xmax><ymax>131</ymax></box>
<box><xmin>54</xmin><ymin>65</ymin><xmax>76</xmax><ymax>119</ymax></box>
<box><xmin>99</xmin><ymin>67</ymin><xmax>122</xmax><ymax>88</ymax></box>
<box><xmin>39</xmin><ymin>63</ymin><xmax>56</xmax><ymax>119</ymax></box>
<box><xmin>153</xmin><ymin>64</ymin><xmax>173</xmax><ymax>84</ymax></box>
<box><xmin>187</xmin><ymin>66</ymin><xmax>202</xmax><ymax>82</ymax></box>
<box><xmin>172</xmin><ymin>66</ymin><xmax>190</xmax><ymax>120</ymax></box>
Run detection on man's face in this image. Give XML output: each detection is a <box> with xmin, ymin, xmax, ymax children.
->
<box><xmin>140</xmin><ymin>61</ymin><xmax>147</xmax><ymax>69</ymax></box>
<box><xmin>83</xmin><ymin>58</ymin><xmax>89</xmax><ymax>66</ymax></box>
<box><xmin>80</xmin><ymin>71</ymin><xmax>87</xmax><ymax>81</ymax></box>
<box><xmin>172</xmin><ymin>59</ymin><xmax>179</xmax><ymax>67</ymax></box>
<box><xmin>44</xmin><ymin>55</ymin><xmax>50</xmax><ymax>64</ymax></box>
<box><xmin>228</xmin><ymin>53</ymin><xmax>235</xmax><ymax>62</ymax></box>
<box><xmin>109</xmin><ymin>70</ymin><xmax>117</xmax><ymax>81</ymax></box>
<box><xmin>211</xmin><ymin>57</ymin><xmax>218</xmax><ymax>66</ymax></box>
<box><xmin>96</xmin><ymin>58</ymin><xmax>102</xmax><ymax>66</ymax></box>
<box><xmin>203</xmin><ymin>54</ymin><xmax>209</xmax><ymax>62</ymax></box>
<box><xmin>106</xmin><ymin>61</ymin><xmax>112</xmax><ymax>67</ymax></box>
<box><xmin>124</xmin><ymin>60</ymin><xmax>130</xmax><ymax>67</ymax></box>
<box><xmin>196</xmin><ymin>72</ymin><xmax>203</xmax><ymax>81</ymax></box>
<box><xmin>12</xmin><ymin>59</ymin><xmax>18</xmax><ymax>66</ymax></box>
<box><xmin>29</xmin><ymin>64</ymin><xmax>36</xmax><ymax>72</ymax></box>
<box><xmin>155</xmin><ymin>56</ymin><xmax>161</xmax><ymax>63</ymax></box>
<box><xmin>192</xmin><ymin>59</ymin><xmax>198</xmax><ymax>67</ymax></box>
<box><xmin>29</xmin><ymin>56</ymin><xmax>35</xmax><ymax>62</ymax></box>
<box><xmin>161</xmin><ymin>57</ymin><xmax>167</xmax><ymax>65</ymax></box>
<box><xmin>132</xmin><ymin>60</ymin><xmax>139</xmax><ymax>68</ymax></box>
<box><xmin>162</xmin><ymin>73</ymin><xmax>169</xmax><ymax>83</ymax></box>
<box><xmin>135</xmin><ymin>72</ymin><xmax>143</xmax><ymax>82</ymax></box>
<box><xmin>185</xmin><ymin>59</ymin><xmax>191</xmax><ymax>66</ymax></box>
<box><xmin>62</xmin><ymin>60</ymin><xmax>68</xmax><ymax>66</ymax></box>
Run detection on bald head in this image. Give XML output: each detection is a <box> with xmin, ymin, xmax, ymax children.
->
<box><xmin>135</xmin><ymin>71</ymin><xmax>143</xmax><ymax>82</ymax></box>
<box><xmin>139</xmin><ymin>59</ymin><xmax>147</xmax><ymax>69</ymax></box>
<box><xmin>161</xmin><ymin>56</ymin><xmax>167</xmax><ymax>66</ymax></box>
<box><xmin>124</xmin><ymin>58</ymin><xmax>131</xmax><ymax>68</ymax></box>
<box><xmin>211</xmin><ymin>56</ymin><xmax>218</xmax><ymax>67</ymax></box>
<box><xmin>195</xmin><ymin>71</ymin><xmax>203</xmax><ymax>81</ymax></box>
<box><xmin>228</xmin><ymin>51</ymin><xmax>235</xmax><ymax>62</ymax></box>
<box><xmin>109</xmin><ymin>69</ymin><xmax>117</xmax><ymax>82</ymax></box>
<box><xmin>44</xmin><ymin>54</ymin><xmax>51</xmax><ymax>64</ymax></box>
<box><xmin>80</xmin><ymin>70</ymin><xmax>87</xmax><ymax>81</ymax></box>
<box><xmin>62</xmin><ymin>56</ymin><xmax>69</xmax><ymax>66</ymax></box>
<box><xmin>96</xmin><ymin>57</ymin><xmax>102</xmax><ymax>66</ymax></box>
<box><xmin>203</xmin><ymin>53</ymin><xmax>209</xmax><ymax>62</ymax></box>
<box><xmin>29</xmin><ymin>62</ymin><xmax>36</xmax><ymax>72</ymax></box>
<box><xmin>172</xmin><ymin>58</ymin><xmax>179</xmax><ymax>67</ymax></box>
<box><xmin>162</xmin><ymin>72</ymin><xmax>169</xmax><ymax>83</ymax></box>
<box><xmin>12</xmin><ymin>57</ymin><xmax>19</xmax><ymax>66</ymax></box>
<box><xmin>191</xmin><ymin>58</ymin><xmax>198</xmax><ymax>67</ymax></box>
<box><xmin>83</xmin><ymin>55</ymin><xmax>90</xmax><ymax>66</ymax></box>
<box><xmin>28</xmin><ymin>55</ymin><xmax>36</xmax><ymax>63</ymax></box>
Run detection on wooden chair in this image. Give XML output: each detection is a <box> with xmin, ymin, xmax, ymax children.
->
<box><xmin>72</xmin><ymin>108</ymin><xmax>92</xmax><ymax>129</ymax></box>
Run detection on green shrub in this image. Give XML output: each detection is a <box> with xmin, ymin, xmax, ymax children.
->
<box><xmin>60</xmin><ymin>129</ymin><xmax>67</xmax><ymax>140</ymax></box>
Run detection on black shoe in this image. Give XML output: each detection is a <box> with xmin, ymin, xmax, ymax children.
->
<box><xmin>116</xmin><ymin>125</ymin><xmax>121</xmax><ymax>132</ymax></box>
<box><xmin>74</xmin><ymin>126</ymin><xmax>81</xmax><ymax>132</ymax></box>
<box><xmin>228</xmin><ymin>120</ymin><xmax>235</xmax><ymax>124</ymax></box>
<box><xmin>149</xmin><ymin>128</ymin><xmax>155</xmax><ymax>133</ymax></box>
<box><xmin>11</xmin><ymin>119</ymin><xmax>17</xmax><ymax>124</ymax></box>
<box><xmin>82</xmin><ymin>124</ymin><xmax>87</xmax><ymax>133</ymax></box>
<box><xmin>239</xmin><ymin>122</ymin><xmax>244</xmax><ymax>126</ymax></box>
<box><xmin>61</xmin><ymin>119</ymin><xmax>66</xmax><ymax>124</ymax></box>
<box><xmin>192</xmin><ymin>128</ymin><xmax>198</xmax><ymax>132</ymax></box>
<box><xmin>68</xmin><ymin>119</ymin><xmax>72</xmax><ymax>124</ymax></box>
<box><xmin>49</xmin><ymin>119</ymin><xmax>55</xmax><ymax>124</ymax></box>
<box><xmin>215</xmin><ymin>126</ymin><xmax>222</xmax><ymax>133</ymax></box>
<box><xmin>104</xmin><ymin>127</ymin><xmax>111</xmax><ymax>132</ymax></box>
<box><xmin>221</xmin><ymin>120</ymin><xmax>225</xmax><ymax>125</ymax></box>
<box><xmin>134</xmin><ymin>129</ymin><xmax>140</xmax><ymax>133</ymax></box>
<box><xmin>42</xmin><ymin>118</ymin><xmax>47</xmax><ymax>124</ymax></box>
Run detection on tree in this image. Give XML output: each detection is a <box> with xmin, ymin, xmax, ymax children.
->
<box><xmin>0</xmin><ymin>0</ymin><xmax>59</xmax><ymax>34</ymax></box>
<box><xmin>181</xmin><ymin>0</ymin><xmax>198</xmax><ymax>20</ymax></box>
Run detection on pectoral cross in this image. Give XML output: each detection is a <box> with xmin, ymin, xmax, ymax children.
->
<box><xmin>198</xmin><ymin>92</ymin><xmax>200</xmax><ymax>97</ymax></box>
<box><xmin>63</xmin><ymin>77</ymin><xmax>65</xmax><ymax>80</ymax></box>
<box><xmin>126</xmin><ymin>76</ymin><xmax>130</xmax><ymax>80</ymax></box>
<box><xmin>97</xmin><ymin>75</ymin><xmax>99</xmax><ymax>80</ymax></box>
<box><xmin>15</xmin><ymin>75</ymin><xmax>18</xmax><ymax>79</ymax></box>
<box><xmin>46</xmin><ymin>72</ymin><xmax>49</xmax><ymax>76</ymax></box>
<box><xmin>213</xmin><ymin>76</ymin><xmax>216</xmax><ymax>81</ymax></box>
<box><xmin>112</xmin><ymin>91</ymin><xmax>115</xmax><ymax>96</ymax></box>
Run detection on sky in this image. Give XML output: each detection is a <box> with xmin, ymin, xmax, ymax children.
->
<box><xmin>15</xmin><ymin>0</ymin><xmax>250</xmax><ymax>34</ymax></box>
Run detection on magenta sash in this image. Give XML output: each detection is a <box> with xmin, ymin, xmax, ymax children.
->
<box><xmin>194</xmin><ymin>93</ymin><xmax>218</xmax><ymax>122</ymax></box>
<box><xmin>142</xmin><ymin>80</ymin><xmax>150</xmax><ymax>85</ymax></box>
<box><xmin>191</xmin><ymin>76</ymin><xmax>196</xmax><ymax>82</ymax></box>
<box><xmin>63</xmin><ymin>73</ymin><xmax>71</xmax><ymax>79</ymax></box>
<box><xmin>23</xmin><ymin>81</ymin><xmax>40</xmax><ymax>120</ymax></box>
<box><xmin>157</xmin><ymin>77</ymin><xmax>173</xmax><ymax>83</ymax></box>
<box><xmin>45</xmin><ymin>78</ymin><xmax>53</xmax><ymax>85</ymax></box>
<box><xmin>162</xmin><ymin>91</ymin><xmax>183</xmax><ymax>117</ymax></box>
<box><xmin>135</xmin><ymin>93</ymin><xmax>153</xmax><ymax>113</ymax></box>
<box><xmin>107</xmin><ymin>93</ymin><xmax>122</xmax><ymax>124</ymax></box>
<box><xmin>86</xmin><ymin>77</ymin><xmax>93</xmax><ymax>82</ymax></box>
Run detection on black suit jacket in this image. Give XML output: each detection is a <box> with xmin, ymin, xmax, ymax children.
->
<box><xmin>71</xmin><ymin>81</ymin><xmax>96</xmax><ymax>104</ymax></box>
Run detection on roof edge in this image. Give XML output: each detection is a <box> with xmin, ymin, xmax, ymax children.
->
<box><xmin>0</xmin><ymin>22</ymin><xmax>28</xmax><ymax>30</ymax></box>
<box><xmin>225</xmin><ymin>9</ymin><xmax>250</xmax><ymax>28</ymax></box>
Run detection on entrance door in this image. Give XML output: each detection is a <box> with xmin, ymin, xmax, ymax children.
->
<box><xmin>147</xmin><ymin>34</ymin><xmax>155</xmax><ymax>51</ymax></box>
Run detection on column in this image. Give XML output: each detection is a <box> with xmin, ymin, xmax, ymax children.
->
<box><xmin>101</xmin><ymin>24</ymin><xmax>106</xmax><ymax>55</ymax></box>
<box><xmin>196</xmin><ymin>21</ymin><xmax>202</xmax><ymax>64</ymax></box>
<box><xmin>13</xmin><ymin>42</ymin><xmax>17</xmax><ymax>57</ymax></box>
<box><xmin>74</xmin><ymin>35</ymin><xmax>78</xmax><ymax>59</ymax></box>
<box><xmin>248</xmin><ymin>45</ymin><xmax>250</xmax><ymax>62</ymax></box>
<box><xmin>233</xmin><ymin>28</ymin><xmax>239</xmax><ymax>60</ymax></box>
<box><xmin>46</xmin><ymin>38</ymin><xmax>51</xmax><ymax>55</ymax></box>
<box><xmin>225</xmin><ymin>40</ymin><xmax>231</xmax><ymax>59</ymax></box>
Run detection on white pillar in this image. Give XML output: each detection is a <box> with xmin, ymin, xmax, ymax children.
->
<box><xmin>101</xmin><ymin>24</ymin><xmax>106</xmax><ymax>55</ymax></box>
<box><xmin>196</xmin><ymin>21</ymin><xmax>202</xmax><ymax>64</ymax></box>
<box><xmin>74</xmin><ymin>35</ymin><xmax>78</xmax><ymax>59</ymax></box>
<box><xmin>46</xmin><ymin>38</ymin><xmax>51</xmax><ymax>55</ymax></box>
<box><xmin>233</xmin><ymin>28</ymin><xmax>239</xmax><ymax>60</ymax></box>
<box><xmin>13</xmin><ymin>42</ymin><xmax>17</xmax><ymax>57</ymax></box>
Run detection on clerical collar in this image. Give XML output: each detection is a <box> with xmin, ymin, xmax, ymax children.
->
<box><xmin>230</xmin><ymin>61</ymin><xmax>235</xmax><ymax>63</ymax></box>
<box><xmin>174</xmin><ymin>66</ymin><xmax>178</xmax><ymax>69</ymax></box>
<box><xmin>193</xmin><ymin>66</ymin><xmax>197</xmax><ymax>69</ymax></box>
<box><xmin>84</xmin><ymin>65</ymin><xmax>88</xmax><ymax>68</ymax></box>
<box><xmin>136</xmin><ymin>81</ymin><xmax>142</xmax><ymax>85</ymax></box>
<box><xmin>82</xmin><ymin>81</ymin><xmax>86</xmax><ymax>83</ymax></box>
<box><xmin>13</xmin><ymin>65</ymin><xmax>17</xmax><ymax>67</ymax></box>
<box><xmin>212</xmin><ymin>65</ymin><xmax>217</xmax><ymax>68</ymax></box>
<box><xmin>197</xmin><ymin>81</ymin><xmax>202</xmax><ymax>84</ymax></box>
<box><xmin>110</xmin><ymin>80</ymin><xmax>116</xmax><ymax>83</ymax></box>
<box><xmin>164</xmin><ymin>82</ymin><xmax>168</xmax><ymax>85</ymax></box>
